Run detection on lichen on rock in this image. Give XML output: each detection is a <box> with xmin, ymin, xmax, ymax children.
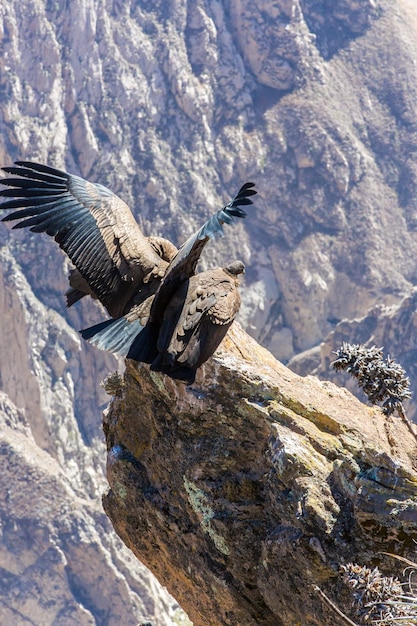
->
<box><xmin>102</xmin><ymin>323</ymin><xmax>417</xmax><ymax>626</ymax></box>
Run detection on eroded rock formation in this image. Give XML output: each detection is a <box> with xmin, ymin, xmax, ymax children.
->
<box><xmin>0</xmin><ymin>250</ymin><xmax>183</xmax><ymax>624</ymax></box>
<box><xmin>0</xmin><ymin>391</ymin><xmax>182</xmax><ymax>626</ymax></box>
<box><xmin>2</xmin><ymin>0</ymin><xmax>417</xmax><ymax>622</ymax></box>
<box><xmin>103</xmin><ymin>324</ymin><xmax>417</xmax><ymax>626</ymax></box>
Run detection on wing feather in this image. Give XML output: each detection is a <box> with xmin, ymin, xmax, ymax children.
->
<box><xmin>149</xmin><ymin>182</ymin><xmax>256</xmax><ymax>323</ymax></box>
<box><xmin>163</xmin><ymin>270</ymin><xmax>238</xmax><ymax>361</ymax></box>
<box><xmin>0</xmin><ymin>161</ymin><xmax>168</xmax><ymax>317</ymax></box>
<box><xmin>172</xmin><ymin>272</ymin><xmax>240</xmax><ymax>369</ymax></box>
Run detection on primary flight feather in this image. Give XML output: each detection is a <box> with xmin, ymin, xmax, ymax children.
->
<box><xmin>0</xmin><ymin>161</ymin><xmax>176</xmax><ymax>318</ymax></box>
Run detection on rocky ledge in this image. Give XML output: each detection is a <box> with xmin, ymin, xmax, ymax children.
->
<box><xmin>102</xmin><ymin>324</ymin><xmax>417</xmax><ymax>626</ymax></box>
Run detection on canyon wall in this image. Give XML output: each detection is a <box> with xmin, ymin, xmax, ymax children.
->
<box><xmin>1</xmin><ymin>0</ymin><xmax>417</xmax><ymax>623</ymax></box>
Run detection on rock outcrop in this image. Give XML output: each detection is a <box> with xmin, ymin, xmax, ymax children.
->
<box><xmin>103</xmin><ymin>324</ymin><xmax>417</xmax><ymax>626</ymax></box>
<box><xmin>2</xmin><ymin>0</ymin><xmax>417</xmax><ymax>622</ymax></box>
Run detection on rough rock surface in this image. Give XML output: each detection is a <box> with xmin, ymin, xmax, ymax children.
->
<box><xmin>2</xmin><ymin>0</ymin><xmax>417</xmax><ymax>621</ymax></box>
<box><xmin>0</xmin><ymin>391</ymin><xmax>183</xmax><ymax>626</ymax></box>
<box><xmin>103</xmin><ymin>324</ymin><xmax>417</xmax><ymax>626</ymax></box>
<box><xmin>2</xmin><ymin>0</ymin><xmax>417</xmax><ymax>360</ymax></box>
<box><xmin>0</xmin><ymin>251</ymin><xmax>184</xmax><ymax>624</ymax></box>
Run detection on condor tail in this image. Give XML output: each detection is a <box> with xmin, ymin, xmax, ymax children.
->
<box><xmin>80</xmin><ymin>317</ymin><xmax>143</xmax><ymax>356</ymax></box>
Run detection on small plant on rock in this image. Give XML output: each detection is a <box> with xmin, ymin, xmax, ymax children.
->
<box><xmin>341</xmin><ymin>562</ymin><xmax>417</xmax><ymax>625</ymax></box>
<box><xmin>101</xmin><ymin>371</ymin><xmax>125</xmax><ymax>397</ymax></box>
<box><xmin>332</xmin><ymin>343</ymin><xmax>415</xmax><ymax>436</ymax></box>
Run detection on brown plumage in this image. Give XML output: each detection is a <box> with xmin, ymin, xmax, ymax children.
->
<box><xmin>83</xmin><ymin>261</ymin><xmax>245</xmax><ymax>384</ymax></box>
<box><xmin>0</xmin><ymin>161</ymin><xmax>256</xmax><ymax>382</ymax></box>
<box><xmin>65</xmin><ymin>235</ymin><xmax>178</xmax><ymax>307</ymax></box>
<box><xmin>79</xmin><ymin>180</ymin><xmax>255</xmax><ymax>381</ymax></box>
<box><xmin>0</xmin><ymin>163</ymin><xmax>255</xmax><ymax>329</ymax></box>
<box><xmin>80</xmin><ymin>180</ymin><xmax>256</xmax><ymax>382</ymax></box>
<box><xmin>0</xmin><ymin>162</ymin><xmax>177</xmax><ymax>318</ymax></box>
<box><xmin>153</xmin><ymin>261</ymin><xmax>245</xmax><ymax>381</ymax></box>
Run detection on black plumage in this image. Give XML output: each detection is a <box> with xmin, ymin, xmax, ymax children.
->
<box><xmin>82</xmin><ymin>261</ymin><xmax>245</xmax><ymax>383</ymax></box>
<box><xmin>81</xmin><ymin>185</ymin><xmax>255</xmax><ymax>382</ymax></box>
<box><xmin>1</xmin><ymin>160</ymin><xmax>256</xmax><ymax>382</ymax></box>
<box><xmin>0</xmin><ymin>161</ymin><xmax>176</xmax><ymax>318</ymax></box>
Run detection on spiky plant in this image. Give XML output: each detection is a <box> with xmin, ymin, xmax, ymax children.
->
<box><xmin>340</xmin><ymin>562</ymin><xmax>417</xmax><ymax>624</ymax></box>
<box><xmin>332</xmin><ymin>343</ymin><xmax>411</xmax><ymax>416</ymax></box>
<box><xmin>332</xmin><ymin>343</ymin><xmax>415</xmax><ymax>437</ymax></box>
<box><xmin>101</xmin><ymin>371</ymin><xmax>125</xmax><ymax>397</ymax></box>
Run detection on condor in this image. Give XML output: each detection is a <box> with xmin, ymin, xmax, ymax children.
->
<box><xmin>1</xmin><ymin>161</ymin><xmax>256</xmax><ymax>382</ymax></box>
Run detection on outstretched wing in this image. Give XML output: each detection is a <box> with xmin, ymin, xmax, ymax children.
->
<box><xmin>80</xmin><ymin>181</ymin><xmax>253</xmax><ymax>378</ymax></box>
<box><xmin>0</xmin><ymin>161</ymin><xmax>169</xmax><ymax>317</ymax></box>
<box><xmin>150</xmin><ymin>182</ymin><xmax>256</xmax><ymax>322</ymax></box>
<box><xmin>65</xmin><ymin>235</ymin><xmax>178</xmax><ymax>308</ymax></box>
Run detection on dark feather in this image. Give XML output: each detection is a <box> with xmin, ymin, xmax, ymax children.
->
<box><xmin>65</xmin><ymin>288</ymin><xmax>86</xmax><ymax>307</ymax></box>
<box><xmin>150</xmin><ymin>355</ymin><xmax>197</xmax><ymax>383</ymax></box>
<box><xmin>148</xmin><ymin>182</ymin><xmax>256</xmax><ymax>325</ymax></box>
<box><xmin>6</xmin><ymin>197</ymin><xmax>79</xmax><ymax>223</ymax></box>
<box><xmin>1</xmin><ymin>196</ymin><xmax>68</xmax><ymax>213</ymax></box>
<box><xmin>126</xmin><ymin>323</ymin><xmax>159</xmax><ymax>363</ymax></box>
<box><xmin>15</xmin><ymin>160</ymin><xmax>71</xmax><ymax>179</ymax></box>
<box><xmin>14</xmin><ymin>202</ymin><xmax>82</xmax><ymax>231</ymax></box>
<box><xmin>2</xmin><ymin>165</ymin><xmax>68</xmax><ymax>184</ymax></box>
<box><xmin>81</xmin><ymin>317</ymin><xmax>144</xmax><ymax>356</ymax></box>
<box><xmin>1</xmin><ymin>160</ymin><xmax>166</xmax><ymax>318</ymax></box>
<box><xmin>0</xmin><ymin>188</ymin><xmax>63</xmax><ymax>198</ymax></box>
<box><xmin>0</xmin><ymin>177</ymin><xmax>67</xmax><ymax>190</ymax></box>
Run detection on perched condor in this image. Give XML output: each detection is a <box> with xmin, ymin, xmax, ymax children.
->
<box><xmin>1</xmin><ymin>161</ymin><xmax>256</xmax><ymax>382</ymax></box>
<box><xmin>82</xmin><ymin>260</ymin><xmax>246</xmax><ymax>384</ymax></box>
<box><xmin>81</xmin><ymin>182</ymin><xmax>255</xmax><ymax>383</ymax></box>
<box><xmin>152</xmin><ymin>261</ymin><xmax>245</xmax><ymax>382</ymax></box>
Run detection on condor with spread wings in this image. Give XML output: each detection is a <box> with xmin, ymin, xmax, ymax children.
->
<box><xmin>0</xmin><ymin>161</ymin><xmax>178</xmax><ymax>318</ymax></box>
<box><xmin>81</xmin><ymin>180</ymin><xmax>255</xmax><ymax>383</ymax></box>
<box><xmin>0</xmin><ymin>162</ymin><xmax>254</xmax><ymax>323</ymax></box>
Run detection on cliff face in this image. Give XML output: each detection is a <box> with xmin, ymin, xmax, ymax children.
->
<box><xmin>0</xmin><ymin>249</ymin><xmax>182</xmax><ymax>625</ymax></box>
<box><xmin>103</xmin><ymin>325</ymin><xmax>417</xmax><ymax>626</ymax></box>
<box><xmin>291</xmin><ymin>288</ymin><xmax>417</xmax><ymax>424</ymax></box>
<box><xmin>2</xmin><ymin>0</ymin><xmax>417</xmax><ymax>359</ymax></box>
<box><xmin>0</xmin><ymin>392</ymin><xmax>178</xmax><ymax>626</ymax></box>
<box><xmin>2</xmin><ymin>0</ymin><xmax>417</xmax><ymax>623</ymax></box>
